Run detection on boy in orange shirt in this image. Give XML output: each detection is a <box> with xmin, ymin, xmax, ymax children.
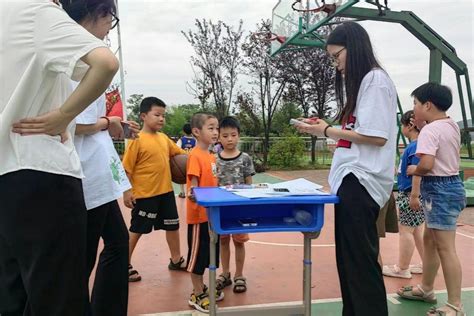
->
<box><xmin>122</xmin><ymin>97</ymin><xmax>187</xmax><ymax>282</ymax></box>
<box><xmin>186</xmin><ymin>113</ymin><xmax>223</xmax><ymax>313</ymax></box>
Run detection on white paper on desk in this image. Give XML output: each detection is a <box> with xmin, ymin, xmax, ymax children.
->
<box><xmin>229</xmin><ymin>178</ymin><xmax>328</xmax><ymax>198</ymax></box>
<box><xmin>271</xmin><ymin>178</ymin><xmax>328</xmax><ymax>195</ymax></box>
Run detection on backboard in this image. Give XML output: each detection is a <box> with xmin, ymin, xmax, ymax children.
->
<box><xmin>271</xmin><ymin>0</ymin><xmax>357</xmax><ymax>56</ymax></box>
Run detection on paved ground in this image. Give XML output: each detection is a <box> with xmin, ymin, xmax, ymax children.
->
<box><xmin>110</xmin><ymin>170</ymin><xmax>474</xmax><ymax>315</ymax></box>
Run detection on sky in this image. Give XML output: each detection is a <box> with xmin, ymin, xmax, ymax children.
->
<box><xmin>110</xmin><ymin>0</ymin><xmax>473</xmax><ymax>121</ymax></box>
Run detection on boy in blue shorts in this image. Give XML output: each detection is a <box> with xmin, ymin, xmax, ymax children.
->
<box><xmin>397</xmin><ymin>83</ymin><xmax>466</xmax><ymax>315</ymax></box>
<box><xmin>215</xmin><ymin>116</ymin><xmax>255</xmax><ymax>293</ymax></box>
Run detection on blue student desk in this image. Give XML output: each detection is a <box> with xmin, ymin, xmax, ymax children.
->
<box><xmin>194</xmin><ymin>187</ymin><xmax>339</xmax><ymax>316</ymax></box>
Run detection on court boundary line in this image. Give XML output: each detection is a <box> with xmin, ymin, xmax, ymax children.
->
<box><xmin>248</xmin><ymin>240</ymin><xmax>335</xmax><ymax>247</ymax></box>
<box><xmin>141</xmin><ymin>288</ymin><xmax>474</xmax><ymax>315</ymax></box>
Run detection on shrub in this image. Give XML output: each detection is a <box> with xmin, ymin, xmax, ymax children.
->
<box><xmin>268</xmin><ymin>134</ymin><xmax>306</xmax><ymax>168</ymax></box>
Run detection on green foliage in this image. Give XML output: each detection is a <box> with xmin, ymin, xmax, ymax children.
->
<box><xmin>162</xmin><ymin>104</ymin><xmax>202</xmax><ymax>136</ymax></box>
<box><xmin>268</xmin><ymin>132</ymin><xmax>306</xmax><ymax>168</ymax></box>
<box><xmin>272</xmin><ymin>102</ymin><xmax>302</xmax><ymax>135</ymax></box>
<box><xmin>126</xmin><ymin>94</ymin><xmax>143</xmax><ymax>126</ymax></box>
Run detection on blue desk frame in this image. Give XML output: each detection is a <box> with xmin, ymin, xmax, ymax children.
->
<box><xmin>194</xmin><ymin>187</ymin><xmax>339</xmax><ymax>316</ymax></box>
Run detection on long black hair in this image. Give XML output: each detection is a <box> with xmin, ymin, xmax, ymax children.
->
<box><xmin>59</xmin><ymin>0</ymin><xmax>116</xmax><ymax>23</ymax></box>
<box><xmin>326</xmin><ymin>22</ymin><xmax>382</xmax><ymax>124</ymax></box>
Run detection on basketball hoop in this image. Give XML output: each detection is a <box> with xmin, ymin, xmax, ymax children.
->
<box><xmin>251</xmin><ymin>31</ymin><xmax>287</xmax><ymax>44</ymax></box>
<box><xmin>291</xmin><ymin>0</ymin><xmax>338</xmax><ymax>15</ymax></box>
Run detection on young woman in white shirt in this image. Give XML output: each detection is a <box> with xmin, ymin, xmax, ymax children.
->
<box><xmin>62</xmin><ymin>1</ymin><xmax>140</xmax><ymax>315</ymax></box>
<box><xmin>296</xmin><ymin>22</ymin><xmax>398</xmax><ymax>316</ymax></box>
<box><xmin>0</xmin><ymin>1</ymin><xmax>118</xmax><ymax>315</ymax></box>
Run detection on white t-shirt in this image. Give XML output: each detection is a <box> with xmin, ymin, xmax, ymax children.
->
<box><xmin>0</xmin><ymin>1</ymin><xmax>107</xmax><ymax>178</ymax></box>
<box><xmin>74</xmin><ymin>91</ymin><xmax>131</xmax><ymax>210</ymax></box>
<box><xmin>328</xmin><ymin>69</ymin><xmax>398</xmax><ymax>207</ymax></box>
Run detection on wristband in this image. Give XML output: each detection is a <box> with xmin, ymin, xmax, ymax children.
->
<box><xmin>100</xmin><ymin>116</ymin><xmax>110</xmax><ymax>131</ymax></box>
<box><xmin>324</xmin><ymin>125</ymin><xmax>332</xmax><ymax>138</ymax></box>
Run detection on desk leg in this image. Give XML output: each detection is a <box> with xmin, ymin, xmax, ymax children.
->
<box><xmin>303</xmin><ymin>232</ymin><xmax>319</xmax><ymax>316</ymax></box>
<box><xmin>209</xmin><ymin>229</ymin><xmax>218</xmax><ymax>316</ymax></box>
<box><xmin>303</xmin><ymin>233</ymin><xmax>311</xmax><ymax>316</ymax></box>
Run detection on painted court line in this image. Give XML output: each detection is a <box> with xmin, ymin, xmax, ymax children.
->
<box><xmin>141</xmin><ymin>288</ymin><xmax>474</xmax><ymax>315</ymax></box>
<box><xmin>248</xmin><ymin>240</ymin><xmax>335</xmax><ymax>247</ymax></box>
<box><xmin>456</xmin><ymin>231</ymin><xmax>474</xmax><ymax>239</ymax></box>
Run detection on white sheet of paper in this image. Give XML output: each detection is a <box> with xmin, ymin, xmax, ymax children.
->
<box><xmin>228</xmin><ymin>178</ymin><xmax>328</xmax><ymax>198</ymax></box>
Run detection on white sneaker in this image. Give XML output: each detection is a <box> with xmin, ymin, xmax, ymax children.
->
<box><xmin>382</xmin><ymin>264</ymin><xmax>412</xmax><ymax>279</ymax></box>
<box><xmin>409</xmin><ymin>263</ymin><xmax>423</xmax><ymax>274</ymax></box>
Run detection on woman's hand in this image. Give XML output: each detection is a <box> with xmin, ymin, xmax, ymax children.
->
<box><xmin>108</xmin><ymin>116</ymin><xmax>124</xmax><ymax>139</ymax></box>
<box><xmin>124</xmin><ymin>120</ymin><xmax>140</xmax><ymax>139</ymax></box>
<box><xmin>11</xmin><ymin>108</ymin><xmax>73</xmax><ymax>143</ymax></box>
<box><xmin>294</xmin><ymin>118</ymin><xmax>328</xmax><ymax>137</ymax></box>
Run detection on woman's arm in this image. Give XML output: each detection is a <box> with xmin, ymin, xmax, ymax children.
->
<box><xmin>295</xmin><ymin>120</ymin><xmax>387</xmax><ymax>147</ymax></box>
<box><xmin>12</xmin><ymin>47</ymin><xmax>119</xmax><ymax>137</ymax></box>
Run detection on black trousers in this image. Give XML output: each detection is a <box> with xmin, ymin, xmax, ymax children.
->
<box><xmin>335</xmin><ymin>173</ymin><xmax>388</xmax><ymax>316</ymax></box>
<box><xmin>0</xmin><ymin>170</ymin><xmax>87</xmax><ymax>316</ymax></box>
<box><xmin>86</xmin><ymin>200</ymin><xmax>129</xmax><ymax>316</ymax></box>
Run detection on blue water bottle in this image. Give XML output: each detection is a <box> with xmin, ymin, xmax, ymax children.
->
<box><xmin>292</xmin><ymin>209</ymin><xmax>313</xmax><ymax>226</ymax></box>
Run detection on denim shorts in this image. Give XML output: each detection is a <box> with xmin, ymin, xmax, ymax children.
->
<box><xmin>421</xmin><ymin>175</ymin><xmax>466</xmax><ymax>230</ymax></box>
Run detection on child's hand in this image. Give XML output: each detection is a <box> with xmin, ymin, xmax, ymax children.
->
<box><xmin>187</xmin><ymin>187</ymin><xmax>196</xmax><ymax>202</ymax></box>
<box><xmin>406</xmin><ymin>165</ymin><xmax>417</xmax><ymax>176</ymax></box>
<box><xmin>123</xmin><ymin>189</ymin><xmax>136</xmax><ymax>208</ymax></box>
<box><xmin>409</xmin><ymin>194</ymin><xmax>422</xmax><ymax>211</ymax></box>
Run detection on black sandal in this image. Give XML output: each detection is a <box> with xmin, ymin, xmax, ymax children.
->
<box><xmin>216</xmin><ymin>272</ymin><xmax>232</xmax><ymax>290</ymax></box>
<box><xmin>233</xmin><ymin>276</ymin><xmax>247</xmax><ymax>293</ymax></box>
<box><xmin>168</xmin><ymin>256</ymin><xmax>187</xmax><ymax>271</ymax></box>
<box><xmin>128</xmin><ymin>264</ymin><xmax>141</xmax><ymax>282</ymax></box>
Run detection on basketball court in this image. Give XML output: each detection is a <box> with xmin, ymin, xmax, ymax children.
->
<box><xmin>122</xmin><ymin>1</ymin><xmax>473</xmax><ymax>314</ymax></box>
<box><xmin>118</xmin><ymin>170</ymin><xmax>474</xmax><ymax>315</ymax></box>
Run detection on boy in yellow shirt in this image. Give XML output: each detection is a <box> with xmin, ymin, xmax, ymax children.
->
<box><xmin>122</xmin><ymin>97</ymin><xmax>186</xmax><ymax>282</ymax></box>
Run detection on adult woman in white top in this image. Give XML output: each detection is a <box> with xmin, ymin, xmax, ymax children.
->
<box><xmin>296</xmin><ymin>22</ymin><xmax>397</xmax><ymax>316</ymax></box>
<box><xmin>0</xmin><ymin>1</ymin><xmax>119</xmax><ymax>315</ymax></box>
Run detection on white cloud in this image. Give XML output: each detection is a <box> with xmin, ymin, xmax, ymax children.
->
<box><xmin>110</xmin><ymin>0</ymin><xmax>473</xmax><ymax>121</ymax></box>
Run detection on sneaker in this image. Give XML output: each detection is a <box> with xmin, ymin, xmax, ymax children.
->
<box><xmin>203</xmin><ymin>284</ymin><xmax>224</xmax><ymax>302</ymax></box>
<box><xmin>382</xmin><ymin>264</ymin><xmax>412</xmax><ymax>279</ymax></box>
<box><xmin>409</xmin><ymin>263</ymin><xmax>423</xmax><ymax>274</ymax></box>
<box><xmin>188</xmin><ymin>292</ymin><xmax>210</xmax><ymax>313</ymax></box>
<box><xmin>168</xmin><ymin>256</ymin><xmax>187</xmax><ymax>271</ymax></box>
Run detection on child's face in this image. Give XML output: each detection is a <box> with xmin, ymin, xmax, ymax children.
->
<box><xmin>195</xmin><ymin>118</ymin><xmax>219</xmax><ymax>146</ymax></box>
<box><xmin>412</xmin><ymin>97</ymin><xmax>428</xmax><ymax>121</ymax></box>
<box><xmin>140</xmin><ymin>105</ymin><xmax>166</xmax><ymax>132</ymax></box>
<box><xmin>401</xmin><ymin>123</ymin><xmax>410</xmax><ymax>138</ymax></box>
<box><xmin>219</xmin><ymin>127</ymin><xmax>240</xmax><ymax>151</ymax></box>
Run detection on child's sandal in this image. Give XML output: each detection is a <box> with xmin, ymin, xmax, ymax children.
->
<box><xmin>427</xmin><ymin>302</ymin><xmax>465</xmax><ymax>316</ymax></box>
<box><xmin>233</xmin><ymin>276</ymin><xmax>247</xmax><ymax>293</ymax></box>
<box><xmin>397</xmin><ymin>284</ymin><xmax>437</xmax><ymax>304</ymax></box>
<box><xmin>128</xmin><ymin>264</ymin><xmax>141</xmax><ymax>282</ymax></box>
<box><xmin>216</xmin><ymin>272</ymin><xmax>232</xmax><ymax>290</ymax></box>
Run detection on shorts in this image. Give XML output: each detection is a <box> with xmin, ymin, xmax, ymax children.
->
<box><xmin>130</xmin><ymin>191</ymin><xmax>179</xmax><ymax>234</ymax></box>
<box><xmin>421</xmin><ymin>175</ymin><xmax>465</xmax><ymax>231</ymax></box>
<box><xmin>220</xmin><ymin>233</ymin><xmax>249</xmax><ymax>243</ymax></box>
<box><xmin>186</xmin><ymin>222</ymin><xmax>220</xmax><ymax>275</ymax></box>
<box><xmin>396</xmin><ymin>190</ymin><xmax>425</xmax><ymax>227</ymax></box>
<box><xmin>376</xmin><ymin>193</ymin><xmax>399</xmax><ymax>237</ymax></box>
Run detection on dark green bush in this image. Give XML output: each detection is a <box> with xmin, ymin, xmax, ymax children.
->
<box><xmin>268</xmin><ymin>134</ymin><xmax>305</xmax><ymax>168</ymax></box>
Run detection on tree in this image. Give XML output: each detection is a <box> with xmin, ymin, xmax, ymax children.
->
<box><xmin>271</xmin><ymin>101</ymin><xmax>302</xmax><ymax>135</ymax></box>
<box><xmin>280</xmin><ymin>39</ymin><xmax>336</xmax><ymax>163</ymax></box>
<box><xmin>185</xmin><ymin>63</ymin><xmax>213</xmax><ymax>108</ymax></box>
<box><xmin>182</xmin><ymin>19</ymin><xmax>244</xmax><ymax>119</ymax></box>
<box><xmin>161</xmin><ymin>104</ymin><xmax>204</xmax><ymax>137</ymax></box>
<box><xmin>126</xmin><ymin>94</ymin><xmax>144</xmax><ymax>126</ymax></box>
<box><xmin>241</xmin><ymin>20</ymin><xmax>288</xmax><ymax>166</ymax></box>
